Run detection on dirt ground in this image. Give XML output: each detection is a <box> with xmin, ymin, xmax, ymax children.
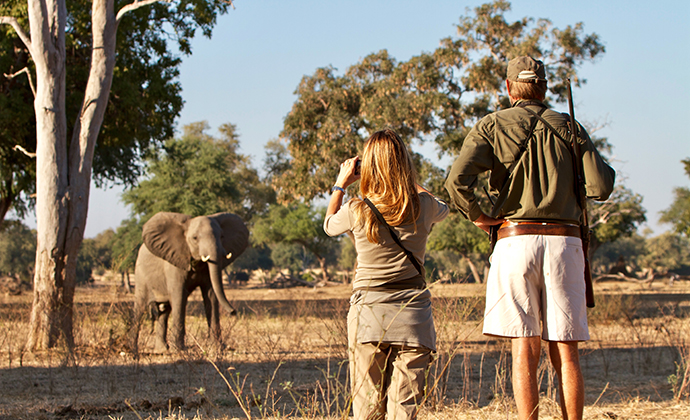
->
<box><xmin>0</xmin><ymin>277</ymin><xmax>689</xmax><ymax>419</ymax></box>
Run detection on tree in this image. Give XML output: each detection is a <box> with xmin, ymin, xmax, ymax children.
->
<box><xmin>639</xmin><ymin>232</ymin><xmax>690</xmax><ymax>274</ymax></box>
<box><xmin>0</xmin><ymin>219</ymin><xmax>36</xmax><ymax>283</ymax></box>
<box><xmin>231</xmin><ymin>245</ymin><xmax>273</xmax><ymax>273</ymax></box>
<box><xmin>0</xmin><ymin>0</ymin><xmax>232</xmax><ymax>351</ymax></box>
<box><xmin>76</xmin><ymin>228</ymin><xmax>114</xmax><ymax>283</ymax></box>
<box><xmin>428</xmin><ymin>213</ymin><xmax>490</xmax><ymax>283</ymax></box>
<box><xmin>0</xmin><ymin>0</ymin><xmax>215</xmax><ymax>224</ymax></box>
<box><xmin>0</xmin><ymin>1</ymin><xmax>35</xmax><ymax>223</ymax></box>
<box><xmin>108</xmin><ymin>217</ymin><xmax>143</xmax><ymax>292</ymax></box>
<box><xmin>592</xmin><ymin>232</ymin><xmax>646</xmax><ymax>274</ymax></box>
<box><xmin>252</xmin><ymin>203</ymin><xmax>338</xmax><ymax>283</ymax></box>
<box><xmin>660</xmin><ymin>158</ymin><xmax>690</xmax><ymax>237</ymax></box>
<box><xmin>122</xmin><ymin>121</ymin><xmax>274</xmax><ymax>222</ymax></box>
<box><xmin>589</xmin><ymin>184</ymin><xmax>646</xmax><ymax>257</ymax></box>
<box><xmin>271</xmin><ymin>0</ymin><xmax>605</xmax><ymax>202</ymax></box>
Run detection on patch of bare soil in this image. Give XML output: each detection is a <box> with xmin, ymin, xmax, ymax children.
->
<box><xmin>0</xmin><ymin>278</ymin><xmax>688</xmax><ymax>419</ymax></box>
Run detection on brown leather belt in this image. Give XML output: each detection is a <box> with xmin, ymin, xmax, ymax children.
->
<box><xmin>497</xmin><ymin>222</ymin><xmax>580</xmax><ymax>241</ymax></box>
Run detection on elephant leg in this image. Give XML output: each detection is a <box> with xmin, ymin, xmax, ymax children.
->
<box><xmin>168</xmin><ymin>293</ymin><xmax>187</xmax><ymax>351</ymax></box>
<box><xmin>202</xmin><ymin>285</ymin><xmax>222</xmax><ymax>344</ymax></box>
<box><xmin>153</xmin><ymin>302</ymin><xmax>171</xmax><ymax>353</ymax></box>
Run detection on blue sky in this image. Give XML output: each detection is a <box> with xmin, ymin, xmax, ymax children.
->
<box><xmin>60</xmin><ymin>0</ymin><xmax>689</xmax><ymax>237</ymax></box>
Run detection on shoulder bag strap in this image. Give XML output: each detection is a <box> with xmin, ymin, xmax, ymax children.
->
<box><xmin>521</xmin><ymin>107</ymin><xmax>573</xmax><ymax>150</ymax></box>
<box><xmin>522</xmin><ymin>106</ymin><xmax>585</xmax><ymax>205</ymax></box>
<box><xmin>362</xmin><ymin>198</ymin><xmax>424</xmax><ymax>277</ymax></box>
<box><xmin>489</xmin><ymin>106</ymin><xmax>546</xmax><ymax>216</ymax></box>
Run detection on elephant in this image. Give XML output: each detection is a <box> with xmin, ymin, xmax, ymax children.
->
<box><xmin>131</xmin><ymin>211</ymin><xmax>249</xmax><ymax>353</ymax></box>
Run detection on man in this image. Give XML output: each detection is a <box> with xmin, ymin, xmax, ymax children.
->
<box><xmin>444</xmin><ymin>56</ymin><xmax>615</xmax><ymax>420</ymax></box>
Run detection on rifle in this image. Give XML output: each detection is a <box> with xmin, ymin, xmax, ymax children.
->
<box><xmin>567</xmin><ymin>79</ymin><xmax>595</xmax><ymax>308</ymax></box>
<box><xmin>483</xmin><ymin>186</ymin><xmax>499</xmax><ymax>256</ymax></box>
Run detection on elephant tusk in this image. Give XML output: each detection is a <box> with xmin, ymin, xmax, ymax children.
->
<box><xmin>201</xmin><ymin>255</ymin><xmax>211</xmax><ymax>262</ymax></box>
<box><xmin>226</xmin><ymin>252</ymin><xmax>233</xmax><ymax>260</ymax></box>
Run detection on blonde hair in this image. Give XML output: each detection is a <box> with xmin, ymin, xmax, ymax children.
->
<box><xmin>352</xmin><ymin>129</ymin><xmax>420</xmax><ymax>244</ymax></box>
<box><xmin>507</xmin><ymin>79</ymin><xmax>547</xmax><ymax>101</ymax></box>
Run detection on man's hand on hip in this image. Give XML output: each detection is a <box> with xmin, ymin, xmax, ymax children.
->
<box><xmin>473</xmin><ymin>213</ymin><xmax>504</xmax><ymax>234</ymax></box>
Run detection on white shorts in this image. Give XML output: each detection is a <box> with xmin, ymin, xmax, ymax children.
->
<box><xmin>482</xmin><ymin>234</ymin><xmax>589</xmax><ymax>342</ymax></box>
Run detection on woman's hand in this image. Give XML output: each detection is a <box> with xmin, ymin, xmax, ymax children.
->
<box><xmin>334</xmin><ymin>156</ymin><xmax>361</xmax><ymax>189</ymax></box>
<box><xmin>327</xmin><ymin>156</ymin><xmax>361</xmax><ymax>217</ymax></box>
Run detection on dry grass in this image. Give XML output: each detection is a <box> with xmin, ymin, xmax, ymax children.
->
<box><xmin>0</xmin><ymin>278</ymin><xmax>688</xmax><ymax>419</ymax></box>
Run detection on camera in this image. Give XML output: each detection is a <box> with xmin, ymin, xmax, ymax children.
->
<box><xmin>355</xmin><ymin>160</ymin><xmax>361</xmax><ymax>175</ymax></box>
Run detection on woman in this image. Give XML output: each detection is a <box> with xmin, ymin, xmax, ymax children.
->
<box><xmin>323</xmin><ymin>128</ymin><xmax>449</xmax><ymax>420</ymax></box>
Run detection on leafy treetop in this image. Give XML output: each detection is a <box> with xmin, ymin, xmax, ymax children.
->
<box><xmin>660</xmin><ymin>158</ymin><xmax>690</xmax><ymax>237</ymax></box>
<box><xmin>122</xmin><ymin>121</ymin><xmax>275</xmax><ymax>223</ymax></box>
<box><xmin>271</xmin><ymin>0</ymin><xmax>605</xmax><ymax>203</ymax></box>
<box><xmin>0</xmin><ymin>0</ymin><xmax>232</xmax><ymax>223</ymax></box>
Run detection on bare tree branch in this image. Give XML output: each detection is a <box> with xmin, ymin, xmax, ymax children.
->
<box><xmin>116</xmin><ymin>0</ymin><xmax>168</xmax><ymax>23</ymax></box>
<box><xmin>4</xmin><ymin>67</ymin><xmax>36</xmax><ymax>97</ymax></box>
<box><xmin>116</xmin><ymin>0</ymin><xmax>235</xmax><ymax>25</ymax></box>
<box><xmin>589</xmin><ymin>207</ymin><xmax>635</xmax><ymax>229</ymax></box>
<box><xmin>13</xmin><ymin>145</ymin><xmax>36</xmax><ymax>158</ymax></box>
<box><xmin>0</xmin><ymin>16</ymin><xmax>33</xmax><ymax>54</ymax></box>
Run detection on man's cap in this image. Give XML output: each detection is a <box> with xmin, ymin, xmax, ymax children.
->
<box><xmin>507</xmin><ymin>56</ymin><xmax>547</xmax><ymax>83</ymax></box>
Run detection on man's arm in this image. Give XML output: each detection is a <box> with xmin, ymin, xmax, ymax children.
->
<box><xmin>572</xmin><ymin>125</ymin><xmax>615</xmax><ymax>201</ymax></box>
<box><xmin>444</xmin><ymin>125</ymin><xmax>495</xmax><ymax>221</ymax></box>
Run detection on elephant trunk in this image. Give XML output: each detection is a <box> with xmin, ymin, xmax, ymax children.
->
<box><xmin>207</xmin><ymin>255</ymin><xmax>237</xmax><ymax>316</ymax></box>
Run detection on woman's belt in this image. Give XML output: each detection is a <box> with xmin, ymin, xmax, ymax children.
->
<box><xmin>353</xmin><ymin>275</ymin><xmax>426</xmax><ymax>292</ymax></box>
<box><xmin>497</xmin><ymin>221</ymin><xmax>580</xmax><ymax>241</ymax></box>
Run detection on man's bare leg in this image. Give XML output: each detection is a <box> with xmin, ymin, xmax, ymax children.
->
<box><xmin>512</xmin><ymin>337</ymin><xmax>542</xmax><ymax>420</ymax></box>
<box><xmin>549</xmin><ymin>341</ymin><xmax>584</xmax><ymax>420</ymax></box>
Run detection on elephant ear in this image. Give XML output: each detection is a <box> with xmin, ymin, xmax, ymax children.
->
<box><xmin>142</xmin><ymin>212</ymin><xmax>192</xmax><ymax>270</ymax></box>
<box><xmin>210</xmin><ymin>212</ymin><xmax>249</xmax><ymax>269</ymax></box>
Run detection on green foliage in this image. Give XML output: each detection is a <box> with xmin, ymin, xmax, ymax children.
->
<box><xmin>0</xmin><ymin>0</ymin><xmax>34</xmax><ymax>221</ymax></box>
<box><xmin>273</xmin><ymin>0</ymin><xmax>605</xmax><ymax>202</ymax></box>
<box><xmin>427</xmin><ymin>212</ymin><xmax>489</xmax><ymax>282</ymax></box>
<box><xmin>109</xmin><ymin>217</ymin><xmax>144</xmax><ymax>274</ymax></box>
<box><xmin>253</xmin><ymin>203</ymin><xmax>331</xmax><ymax>252</ymax></box>
<box><xmin>122</xmin><ymin>122</ymin><xmax>274</xmax><ymax>221</ymax></box>
<box><xmin>589</xmin><ymin>185</ymin><xmax>646</xmax><ymax>255</ymax></box>
<box><xmin>252</xmin><ymin>203</ymin><xmax>338</xmax><ymax>279</ymax></box>
<box><xmin>337</xmin><ymin>236</ymin><xmax>357</xmax><ymax>272</ymax></box>
<box><xmin>592</xmin><ymin>233</ymin><xmax>646</xmax><ymax>273</ymax></box>
<box><xmin>231</xmin><ymin>245</ymin><xmax>273</xmax><ymax>272</ymax></box>
<box><xmin>77</xmin><ymin>229</ymin><xmax>115</xmax><ymax>283</ymax></box>
<box><xmin>660</xmin><ymin>158</ymin><xmax>690</xmax><ymax>237</ymax></box>
<box><xmin>639</xmin><ymin>232</ymin><xmax>690</xmax><ymax>273</ymax></box>
<box><xmin>270</xmin><ymin>243</ymin><xmax>309</xmax><ymax>276</ymax></box>
<box><xmin>428</xmin><ymin>213</ymin><xmax>490</xmax><ymax>256</ymax></box>
<box><xmin>0</xmin><ymin>0</ymin><xmax>232</xmax><ymax>222</ymax></box>
<box><xmin>0</xmin><ymin>219</ymin><xmax>35</xmax><ymax>282</ymax></box>
<box><xmin>425</xmin><ymin>249</ymin><xmax>468</xmax><ymax>282</ymax></box>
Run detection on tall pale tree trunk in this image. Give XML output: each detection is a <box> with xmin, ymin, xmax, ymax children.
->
<box><xmin>25</xmin><ymin>0</ymin><xmax>70</xmax><ymax>351</ymax></box>
<box><xmin>58</xmin><ymin>0</ymin><xmax>119</xmax><ymax>350</ymax></box>
<box><xmin>3</xmin><ymin>0</ymin><xmax>160</xmax><ymax>353</ymax></box>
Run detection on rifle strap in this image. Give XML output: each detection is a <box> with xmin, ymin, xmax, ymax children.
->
<box><xmin>362</xmin><ymin>198</ymin><xmax>424</xmax><ymax>278</ymax></box>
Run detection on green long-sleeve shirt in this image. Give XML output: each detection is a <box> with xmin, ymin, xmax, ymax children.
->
<box><xmin>444</xmin><ymin>100</ymin><xmax>615</xmax><ymax>224</ymax></box>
